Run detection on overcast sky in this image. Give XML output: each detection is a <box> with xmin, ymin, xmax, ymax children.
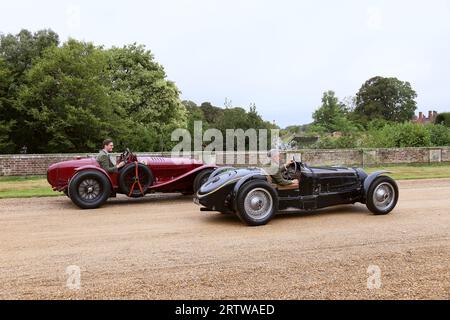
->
<box><xmin>1</xmin><ymin>0</ymin><xmax>450</xmax><ymax>127</ymax></box>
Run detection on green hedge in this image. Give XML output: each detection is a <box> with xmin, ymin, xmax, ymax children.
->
<box><xmin>311</xmin><ymin>122</ymin><xmax>450</xmax><ymax>149</ymax></box>
<box><xmin>435</xmin><ymin>112</ymin><xmax>450</xmax><ymax>127</ymax></box>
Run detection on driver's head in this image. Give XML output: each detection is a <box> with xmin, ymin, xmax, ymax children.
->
<box><xmin>267</xmin><ymin>149</ymin><xmax>280</xmax><ymax>164</ymax></box>
<box><xmin>102</xmin><ymin>139</ymin><xmax>114</xmax><ymax>153</ymax></box>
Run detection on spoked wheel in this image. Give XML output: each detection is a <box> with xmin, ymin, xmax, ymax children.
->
<box><xmin>236</xmin><ymin>180</ymin><xmax>278</xmax><ymax>226</ymax></box>
<box><xmin>118</xmin><ymin>163</ymin><xmax>153</xmax><ymax>198</ymax></box>
<box><xmin>78</xmin><ymin>179</ymin><xmax>101</xmax><ymax>201</ymax></box>
<box><xmin>366</xmin><ymin>176</ymin><xmax>398</xmax><ymax>215</ymax></box>
<box><xmin>68</xmin><ymin>170</ymin><xmax>111</xmax><ymax>209</ymax></box>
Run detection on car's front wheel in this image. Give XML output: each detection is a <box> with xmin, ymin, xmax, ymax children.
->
<box><xmin>366</xmin><ymin>176</ymin><xmax>398</xmax><ymax>215</ymax></box>
<box><xmin>193</xmin><ymin>169</ymin><xmax>214</xmax><ymax>194</ymax></box>
<box><xmin>118</xmin><ymin>163</ymin><xmax>153</xmax><ymax>198</ymax></box>
<box><xmin>236</xmin><ymin>180</ymin><xmax>278</xmax><ymax>226</ymax></box>
<box><xmin>68</xmin><ymin>170</ymin><xmax>111</xmax><ymax>209</ymax></box>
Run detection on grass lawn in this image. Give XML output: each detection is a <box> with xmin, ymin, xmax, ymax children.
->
<box><xmin>364</xmin><ymin>163</ymin><xmax>450</xmax><ymax>180</ymax></box>
<box><xmin>0</xmin><ymin>175</ymin><xmax>63</xmax><ymax>199</ymax></box>
<box><xmin>0</xmin><ymin>163</ymin><xmax>449</xmax><ymax>199</ymax></box>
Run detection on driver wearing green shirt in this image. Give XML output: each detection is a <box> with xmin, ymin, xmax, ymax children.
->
<box><xmin>267</xmin><ymin>149</ymin><xmax>299</xmax><ymax>186</ymax></box>
<box><xmin>96</xmin><ymin>139</ymin><xmax>126</xmax><ymax>173</ymax></box>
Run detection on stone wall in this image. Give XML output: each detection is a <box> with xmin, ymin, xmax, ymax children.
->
<box><xmin>0</xmin><ymin>147</ymin><xmax>449</xmax><ymax>176</ymax></box>
<box><xmin>298</xmin><ymin>149</ymin><xmax>363</xmax><ymax>166</ymax></box>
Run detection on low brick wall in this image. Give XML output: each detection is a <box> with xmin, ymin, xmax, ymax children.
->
<box><xmin>0</xmin><ymin>154</ymin><xmax>92</xmax><ymax>177</ymax></box>
<box><xmin>1</xmin><ymin>147</ymin><xmax>449</xmax><ymax>176</ymax></box>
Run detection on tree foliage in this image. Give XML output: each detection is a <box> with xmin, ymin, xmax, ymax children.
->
<box><xmin>311</xmin><ymin>90</ymin><xmax>355</xmax><ymax>133</ymax></box>
<box><xmin>353</xmin><ymin>76</ymin><xmax>417</xmax><ymax>124</ymax></box>
<box><xmin>0</xmin><ymin>29</ymin><xmax>60</xmax><ymax>153</ymax></box>
<box><xmin>16</xmin><ymin>39</ymin><xmax>127</xmax><ymax>153</ymax></box>
<box><xmin>0</xmin><ymin>58</ymin><xmax>16</xmax><ymax>152</ymax></box>
<box><xmin>0</xmin><ymin>30</ymin><xmax>187</xmax><ymax>153</ymax></box>
<box><xmin>107</xmin><ymin>44</ymin><xmax>187</xmax><ymax>151</ymax></box>
<box><xmin>435</xmin><ymin>112</ymin><xmax>450</xmax><ymax>127</ymax></box>
<box><xmin>310</xmin><ymin>122</ymin><xmax>449</xmax><ymax>149</ymax></box>
<box><xmin>181</xmin><ymin>100</ymin><xmax>277</xmax><ymax>150</ymax></box>
<box><xmin>0</xmin><ymin>29</ymin><xmax>59</xmax><ymax>78</ymax></box>
<box><xmin>426</xmin><ymin>124</ymin><xmax>450</xmax><ymax>146</ymax></box>
<box><xmin>1</xmin><ymin>29</ymin><xmax>447</xmax><ymax>153</ymax></box>
<box><xmin>305</xmin><ymin>85</ymin><xmax>448</xmax><ymax>149</ymax></box>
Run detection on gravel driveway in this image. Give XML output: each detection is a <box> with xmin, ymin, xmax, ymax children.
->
<box><xmin>0</xmin><ymin>178</ymin><xmax>449</xmax><ymax>299</ymax></box>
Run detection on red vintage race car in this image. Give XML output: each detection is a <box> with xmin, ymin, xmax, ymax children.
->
<box><xmin>47</xmin><ymin>148</ymin><xmax>216</xmax><ymax>209</ymax></box>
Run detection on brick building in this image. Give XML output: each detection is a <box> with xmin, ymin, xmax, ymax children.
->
<box><xmin>412</xmin><ymin>110</ymin><xmax>438</xmax><ymax>124</ymax></box>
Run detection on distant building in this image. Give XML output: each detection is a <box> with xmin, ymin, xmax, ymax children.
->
<box><xmin>412</xmin><ymin>110</ymin><xmax>438</xmax><ymax>124</ymax></box>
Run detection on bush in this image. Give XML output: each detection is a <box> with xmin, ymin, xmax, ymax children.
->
<box><xmin>312</xmin><ymin>132</ymin><xmax>362</xmax><ymax>149</ymax></box>
<box><xmin>435</xmin><ymin>112</ymin><xmax>450</xmax><ymax>127</ymax></box>
<box><xmin>311</xmin><ymin>122</ymin><xmax>449</xmax><ymax>149</ymax></box>
<box><xmin>426</xmin><ymin>124</ymin><xmax>450</xmax><ymax>146</ymax></box>
<box><xmin>365</xmin><ymin>122</ymin><xmax>431</xmax><ymax>148</ymax></box>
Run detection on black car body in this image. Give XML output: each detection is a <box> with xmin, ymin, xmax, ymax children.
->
<box><xmin>194</xmin><ymin>162</ymin><xmax>399</xmax><ymax>226</ymax></box>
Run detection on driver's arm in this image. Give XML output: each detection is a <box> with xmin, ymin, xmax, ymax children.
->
<box><xmin>271</xmin><ymin>166</ymin><xmax>294</xmax><ymax>186</ymax></box>
<box><xmin>97</xmin><ymin>154</ymin><xmax>121</xmax><ymax>173</ymax></box>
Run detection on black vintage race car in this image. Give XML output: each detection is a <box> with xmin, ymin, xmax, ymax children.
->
<box><xmin>194</xmin><ymin>161</ymin><xmax>399</xmax><ymax>226</ymax></box>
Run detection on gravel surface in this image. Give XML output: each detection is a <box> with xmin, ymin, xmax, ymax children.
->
<box><xmin>0</xmin><ymin>178</ymin><xmax>449</xmax><ymax>299</ymax></box>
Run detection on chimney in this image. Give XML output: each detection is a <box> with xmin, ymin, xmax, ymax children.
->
<box><xmin>433</xmin><ymin>111</ymin><xmax>438</xmax><ymax>119</ymax></box>
<box><xmin>419</xmin><ymin>112</ymin><xmax>423</xmax><ymax>121</ymax></box>
<box><xmin>428</xmin><ymin>111</ymin><xmax>432</xmax><ymax>120</ymax></box>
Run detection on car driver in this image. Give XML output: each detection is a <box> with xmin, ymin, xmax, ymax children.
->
<box><xmin>267</xmin><ymin>149</ymin><xmax>299</xmax><ymax>186</ymax></box>
<box><xmin>96</xmin><ymin>139</ymin><xmax>126</xmax><ymax>173</ymax></box>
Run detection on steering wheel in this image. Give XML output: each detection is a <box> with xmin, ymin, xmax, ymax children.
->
<box><xmin>119</xmin><ymin>148</ymin><xmax>133</xmax><ymax>164</ymax></box>
<box><xmin>282</xmin><ymin>159</ymin><xmax>299</xmax><ymax>180</ymax></box>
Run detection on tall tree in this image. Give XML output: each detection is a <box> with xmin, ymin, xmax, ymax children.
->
<box><xmin>106</xmin><ymin>44</ymin><xmax>187</xmax><ymax>151</ymax></box>
<box><xmin>199</xmin><ymin>102</ymin><xmax>224</xmax><ymax>124</ymax></box>
<box><xmin>0</xmin><ymin>29</ymin><xmax>59</xmax><ymax>152</ymax></box>
<box><xmin>16</xmin><ymin>39</ymin><xmax>127</xmax><ymax>153</ymax></box>
<box><xmin>0</xmin><ymin>58</ymin><xmax>16</xmax><ymax>152</ymax></box>
<box><xmin>353</xmin><ymin>76</ymin><xmax>417</xmax><ymax>124</ymax></box>
<box><xmin>182</xmin><ymin>100</ymin><xmax>207</xmax><ymax>135</ymax></box>
<box><xmin>312</xmin><ymin>91</ymin><xmax>352</xmax><ymax>133</ymax></box>
<box><xmin>0</xmin><ymin>29</ymin><xmax>59</xmax><ymax>78</ymax></box>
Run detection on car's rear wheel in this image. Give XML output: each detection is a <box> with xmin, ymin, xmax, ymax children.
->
<box><xmin>366</xmin><ymin>176</ymin><xmax>398</xmax><ymax>215</ymax></box>
<box><xmin>193</xmin><ymin>169</ymin><xmax>214</xmax><ymax>194</ymax></box>
<box><xmin>68</xmin><ymin>170</ymin><xmax>111</xmax><ymax>209</ymax></box>
<box><xmin>236</xmin><ymin>180</ymin><xmax>278</xmax><ymax>226</ymax></box>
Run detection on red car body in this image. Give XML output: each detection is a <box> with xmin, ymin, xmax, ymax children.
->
<box><xmin>47</xmin><ymin>154</ymin><xmax>216</xmax><ymax>209</ymax></box>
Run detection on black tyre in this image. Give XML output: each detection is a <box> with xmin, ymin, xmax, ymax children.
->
<box><xmin>235</xmin><ymin>180</ymin><xmax>278</xmax><ymax>226</ymax></box>
<box><xmin>366</xmin><ymin>176</ymin><xmax>399</xmax><ymax>215</ymax></box>
<box><xmin>63</xmin><ymin>189</ymin><xmax>70</xmax><ymax>198</ymax></box>
<box><xmin>68</xmin><ymin>170</ymin><xmax>111</xmax><ymax>209</ymax></box>
<box><xmin>118</xmin><ymin>163</ymin><xmax>153</xmax><ymax>198</ymax></box>
<box><xmin>193</xmin><ymin>169</ymin><xmax>214</xmax><ymax>194</ymax></box>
